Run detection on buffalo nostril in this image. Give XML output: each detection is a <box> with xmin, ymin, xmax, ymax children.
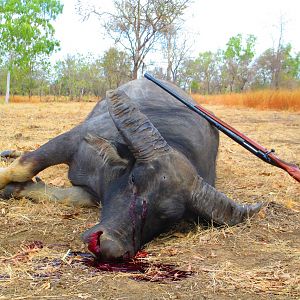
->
<box><xmin>81</xmin><ymin>224</ymin><xmax>104</xmax><ymax>256</ymax></box>
<box><xmin>87</xmin><ymin>231</ymin><xmax>103</xmax><ymax>256</ymax></box>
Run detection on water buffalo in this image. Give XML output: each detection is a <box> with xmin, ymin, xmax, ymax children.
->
<box><xmin>0</xmin><ymin>79</ymin><xmax>262</xmax><ymax>260</ymax></box>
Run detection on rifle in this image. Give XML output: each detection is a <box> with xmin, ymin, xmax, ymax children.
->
<box><xmin>144</xmin><ymin>72</ymin><xmax>300</xmax><ymax>183</ymax></box>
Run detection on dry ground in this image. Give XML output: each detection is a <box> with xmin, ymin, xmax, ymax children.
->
<box><xmin>0</xmin><ymin>102</ymin><xmax>299</xmax><ymax>300</ymax></box>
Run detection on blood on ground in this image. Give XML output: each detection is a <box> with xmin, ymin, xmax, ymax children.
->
<box><xmin>0</xmin><ymin>241</ymin><xmax>193</xmax><ymax>283</ymax></box>
<box><xmin>69</xmin><ymin>250</ymin><xmax>193</xmax><ymax>282</ymax></box>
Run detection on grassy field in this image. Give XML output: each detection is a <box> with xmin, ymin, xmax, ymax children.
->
<box><xmin>193</xmin><ymin>89</ymin><xmax>300</xmax><ymax>112</ymax></box>
<box><xmin>0</xmin><ymin>102</ymin><xmax>299</xmax><ymax>299</ymax></box>
<box><xmin>3</xmin><ymin>89</ymin><xmax>300</xmax><ymax>112</ymax></box>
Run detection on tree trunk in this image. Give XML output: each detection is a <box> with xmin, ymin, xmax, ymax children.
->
<box><xmin>132</xmin><ymin>64</ymin><xmax>138</xmax><ymax>80</ymax></box>
<box><xmin>166</xmin><ymin>30</ymin><xmax>172</xmax><ymax>81</ymax></box>
<box><xmin>5</xmin><ymin>70</ymin><xmax>10</xmax><ymax>104</ymax></box>
<box><xmin>132</xmin><ymin>0</ymin><xmax>141</xmax><ymax>81</ymax></box>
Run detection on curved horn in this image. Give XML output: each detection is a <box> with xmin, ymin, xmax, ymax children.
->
<box><xmin>190</xmin><ymin>176</ymin><xmax>263</xmax><ymax>226</ymax></box>
<box><xmin>106</xmin><ymin>89</ymin><xmax>171</xmax><ymax>161</ymax></box>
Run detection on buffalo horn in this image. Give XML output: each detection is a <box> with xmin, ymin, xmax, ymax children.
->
<box><xmin>106</xmin><ymin>89</ymin><xmax>171</xmax><ymax>161</ymax></box>
<box><xmin>190</xmin><ymin>176</ymin><xmax>263</xmax><ymax>226</ymax></box>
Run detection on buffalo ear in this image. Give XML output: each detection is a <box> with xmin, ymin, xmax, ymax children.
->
<box><xmin>85</xmin><ymin>134</ymin><xmax>128</xmax><ymax>168</ymax></box>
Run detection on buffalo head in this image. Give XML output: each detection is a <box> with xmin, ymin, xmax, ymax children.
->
<box><xmin>82</xmin><ymin>89</ymin><xmax>262</xmax><ymax>260</ymax></box>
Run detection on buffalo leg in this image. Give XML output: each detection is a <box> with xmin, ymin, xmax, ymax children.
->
<box><xmin>0</xmin><ymin>129</ymin><xmax>81</xmax><ymax>190</ymax></box>
<box><xmin>0</xmin><ymin>181</ymin><xmax>97</xmax><ymax>207</ymax></box>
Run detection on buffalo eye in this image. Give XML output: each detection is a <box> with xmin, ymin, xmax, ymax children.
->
<box><xmin>130</xmin><ymin>174</ymin><xmax>135</xmax><ymax>184</ymax></box>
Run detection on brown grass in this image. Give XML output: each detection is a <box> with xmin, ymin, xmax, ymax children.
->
<box><xmin>3</xmin><ymin>89</ymin><xmax>300</xmax><ymax>112</ymax></box>
<box><xmin>0</xmin><ymin>95</ymin><xmax>99</xmax><ymax>103</ymax></box>
<box><xmin>0</xmin><ymin>102</ymin><xmax>299</xmax><ymax>299</ymax></box>
<box><xmin>193</xmin><ymin>89</ymin><xmax>300</xmax><ymax>112</ymax></box>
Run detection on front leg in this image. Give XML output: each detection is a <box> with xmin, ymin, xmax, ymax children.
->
<box><xmin>0</xmin><ymin>150</ymin><xmax>23</xmax><ymax>159</ymax></box>
<box><xmin>0</xmin><ymin>127</ymin><xmax>82</xmax><ymax>190</ymax></box>
<box><xmin>0</xmin><ymin>181</ymin><xmax>97</xmax><ymax>207</ymax></box>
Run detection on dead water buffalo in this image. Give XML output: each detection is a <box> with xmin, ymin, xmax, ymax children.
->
<box><xmin>0</xmin><ymin>79</ymin><xmax>262</xmax><ymax>260</ymax></box>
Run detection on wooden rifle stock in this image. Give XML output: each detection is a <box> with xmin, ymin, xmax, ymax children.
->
<box><xmin>144</xmin><ymin>72</ymin><xmax>300</xmax><ymax>183</ymax></box>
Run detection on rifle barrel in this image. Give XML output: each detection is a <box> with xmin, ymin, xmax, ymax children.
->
<box><xmin>144</xmin><ymin>72</ymin><xmax>300</xmax><ymax>183</ymax></box>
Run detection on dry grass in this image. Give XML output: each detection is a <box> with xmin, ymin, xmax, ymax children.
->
<box><xmin>193</xmin><ymin>89</ymin><xmax>300</xmax><ymax>112</ymax></box>
<box><xmin>0</xmin><ymin>95</ymin><xmax>99</xmax><ymax>103</ymax></box>
<box><xmin>3</xmin><ymin>89</ymin><xmax>300</xmax><ymax>113</ymax></box>
<box><xmin>0</xmin><ymin>102</ymin><xmax>299</xmax><ymax>299</ymax></box>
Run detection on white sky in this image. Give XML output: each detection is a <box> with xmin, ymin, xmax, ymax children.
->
<box><xmin>52</xmin><ymin>0</ymin><xmax>300</xmax><ymax>62</ymax></box>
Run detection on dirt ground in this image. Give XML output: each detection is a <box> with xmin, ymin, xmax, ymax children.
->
<box><xmin>0</xmin><ymin>102</ymin><xmax>299</xmax><ymax>300</ymax></box>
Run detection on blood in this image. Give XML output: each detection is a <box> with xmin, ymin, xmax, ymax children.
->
<box><xmin>21</xmin><ymin>240</ymin><xmax>44</xmax><ymax>251</ymax></box>
<box><xmin>129</xmin><ymin>193</ymin><xmax>148</xmax><ymax>253</ymax></box>
<box><xmin>140</xmin><ymin>199</ymin><xmax>148</xmax><ymax>238</ymax></box>
<box><xmin>87</xmin><ymin>231</ymin><xmax>103</xmax><ymax>256</ymax></box>
<box><xmin>69</xmin><ymin>251</ymin><xmax>193</xmax><ymax>282</ymax></box>
<box><xmin>0</xmin><ymin>240</ymin><xmax>193</xmax><ymax>282</ymax></box>
<box><xmin>129</xmin><ymin>192</ymin><xmax>137</xmax><ymax>251</ymax></box>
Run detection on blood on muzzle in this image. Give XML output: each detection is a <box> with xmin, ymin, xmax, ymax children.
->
<box><xmin>87</xmin><ymin>231</ymin><xmax>102</xmax><ymax>256</ymax></box>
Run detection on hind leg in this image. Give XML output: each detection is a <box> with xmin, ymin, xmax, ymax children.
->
<box><xmin>0</xmin><ymin>181</ymin><xmax>97</xmax><ymax>207</ymax></box>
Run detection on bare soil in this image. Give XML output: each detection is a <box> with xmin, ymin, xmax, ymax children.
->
<box><xmin>0</xmin><ymin>102</ymin><xmax>299</xmax><ymax>300</ymax></box>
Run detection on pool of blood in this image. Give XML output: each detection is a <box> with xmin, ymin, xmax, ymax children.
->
<box><xmin>70</xmin><ymin>251</ymin><xmax>193</xmax><ymax>282</ymax></box>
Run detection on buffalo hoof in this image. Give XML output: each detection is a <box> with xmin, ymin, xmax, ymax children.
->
<box><xmin>0</xmin><ymin>181</ymin><xmax>28</xmax><ymax>199</ymax></box>
<box><xmin>0</xmin><ymin>150</ymin><xmax>22</xmax><ymax>159</ymax></box>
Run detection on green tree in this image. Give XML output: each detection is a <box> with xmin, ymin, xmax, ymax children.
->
<box><xmin>223</xmin><ymin>34</ymin><xmax>256</xmax><ymax>91</ymax></box>
<box><xmin>102</xmin><ymin>47</ymin><xmax>131</xmax><ymax>88</ymax></box>
<box><xmin>53</xmin><ymin>54</ymin><xmax>110</xmax><ymax>100</ymax></box>
<box><xmin>253</xmin><ymin>44</ymin><xmax>300</xmax><ymax>89</ymax></box>
<box><xmin>194</xmin><ymin>51</ymin><xmax>219</xmax><ymax>94</ymax></box>
<box><xmin>54</xmin><ymin>54</ymin><xmax>89</xmax><ymax>100</ymax></box>
<box><xmin>0</xmin><ymin>0</ymin><xmax>63</xmax><ymax>103</ymax></box>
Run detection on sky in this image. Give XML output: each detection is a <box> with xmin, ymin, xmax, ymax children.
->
<box><xmin>52</xmin><ymin>0</ymin><xmax>300</xmax><ymax>63</ymax></box>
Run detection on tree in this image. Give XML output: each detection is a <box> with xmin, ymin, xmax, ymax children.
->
<box><xmin>176</xmin><ymin>58</ymin><xmax>197</xmax><ymax>91</ymax></box>
<box><xmin>52</xmin><ymin>54</ymin><xmax>120</xmax><ymax>99</ymax></box>
<box><xmin>283</xmin><ymin>49</ymin><xmax>300</xmax><ymax>85</ymax></box>
<box><xmin>194</xmin><ymin>51</ymin><xmax>219</xmax><ymax>94</ymax></box>
<box><xmin>0</xmin><ymin>0</ymin><xmax>63</xmax><ymax>103</ymax></box>
<box><xmin>253</xmin><ymin>44</ymin><xmax>300</xmax><ymax>89</ymax></box>
<box><xmin>77</xmin><ymin>0</ymin><xmax>191</xmax><ymax>79</ymax></box>
<box><xmin>251</xmin><ymin>16</ymin><xmax>299</xmax><ymax>90</ymax></box>
<box><xmin>252</xmin><ymin>49</ymin><xmax>273</xmax><ymax>88</ymax></box>
<box><xmin>270</xmin><ymin>16</ymin><xmax>286</xmax><ymax>89</ymax></box>
<box><xmin>161</xmin><ymin>24</ymin><xmax>192</xmax><ymax>84</ymax></box>
<box><xmin>54</xmin><ymin>54</ymin><xmax>94</xmax><ymax>100</ymax></box>
<box><xmin>102</xmin><ymin>47</ymin><xmax>131</xmax><ymax>88</ymax></box>
<box><xmin>223</xmin><ymin>34</ymin><xmax>256</xmax><ymax>91</ymax></box>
